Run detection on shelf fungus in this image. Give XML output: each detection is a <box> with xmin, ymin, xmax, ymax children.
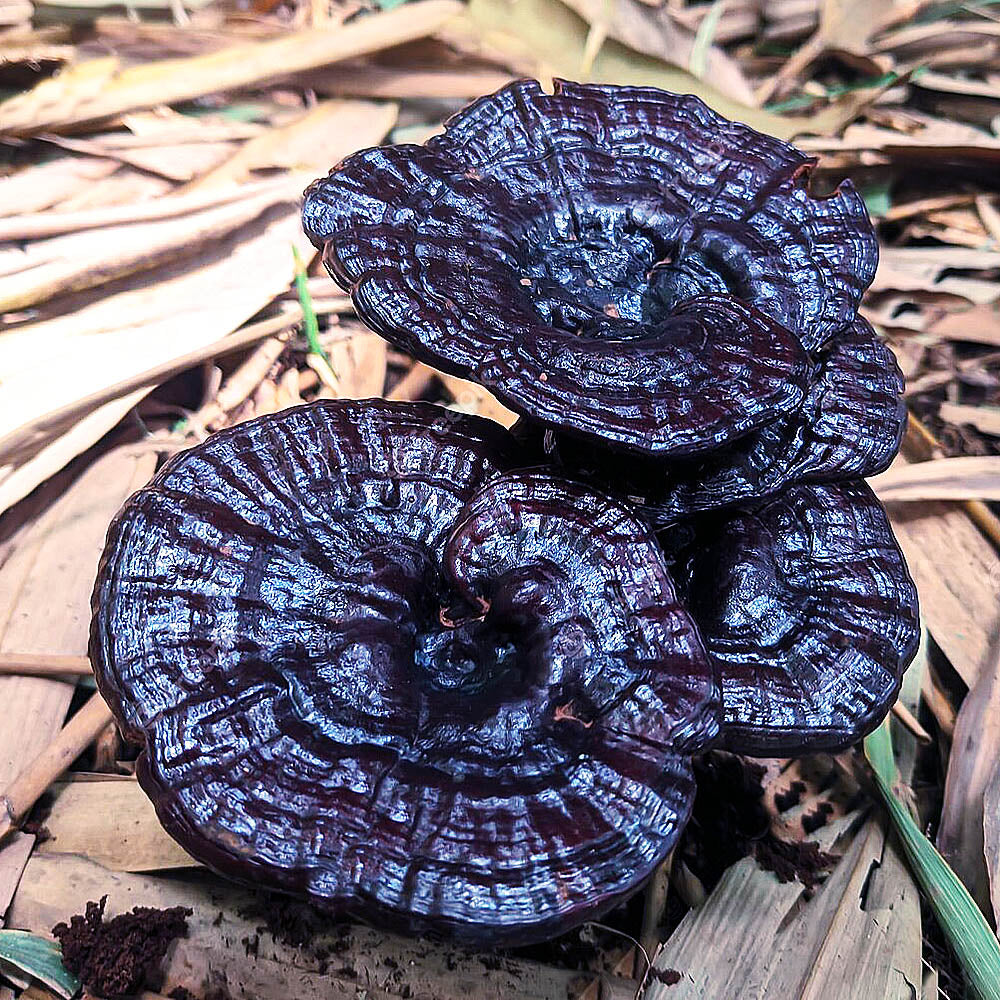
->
<box><xmin>88</xmin><ymin>80</ymin><xmax>918</xmax><ymax>946</ymax></box>
<box><xmin>523</xmin><ymin>318</ymin><xmax>907</xmax><ymax>524</ymax></box>
<box><xmin>91</xmin><ymin>400</ymin><xmax>719</xmax><ymax>944</ymax></box>
<box><xmin>672</xmin><ymin>482</ymin><xmax>920</xmax><ymax>755</ymax></box>
<box><xmin>303</xmin><ymin>78</ymin><xmax>876</xmax><ymax>453</ymax></box>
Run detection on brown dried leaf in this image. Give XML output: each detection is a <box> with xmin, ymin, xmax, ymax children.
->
<box><xmin>887</xmin><ymin>500</ymin><xmax>1000</xmax><ymax>688</ymax></box>
<box><xmin>647</xmin><ymin>814</ymin><xmax>921</xmax><ymax>1000</ymax></box>
<box><xmin>38</xmin><ymin>780</ymin><xmax>198</xmax><ymax>872</ymax></box>
<box><xmin>0</xmin><ymin>206</ymin><xmax>312</xmax><ymax>515</ymax></box>
<box><xmin>8</xmin><ymin>854</ymin><xmax>585</xmax><ymax>1000</ymax></box>
<box><xmin>938</xmin><ymin>648</ymin><xmax>1000</xmax><ymax>920</ymax></box>
<box><xmin>184</xmin><ymin>99</ymin><xmax>398</xmax><ymax>192</ymax></box>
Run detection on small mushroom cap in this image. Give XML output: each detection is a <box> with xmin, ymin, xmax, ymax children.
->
<box><xmin>91</xmin><ymin>400</ymin><xmax>718</xmax><ymax>945</ymax></box>
<box><xmin>672</xmin><ymin>481</ymin><xmax>919</xmax><ymax>754</ymax></box>
<box><xmin>303</xmin><ymin>78</ymin><xmax>874</xmax><ymax>453</ymax></box>
<box><xmin>529</xmin><ymin>318</ymin><xmax>906</xmax><ymax>524</ymax></box>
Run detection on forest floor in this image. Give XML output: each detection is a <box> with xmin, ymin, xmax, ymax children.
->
<box><xmin>1</xmin><ymin>0</ymin><xmax>1000</xmax><ymax>997</ymax></box>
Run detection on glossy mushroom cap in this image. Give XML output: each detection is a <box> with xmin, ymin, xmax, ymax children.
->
<box><xmin>303</xmin><ymin>78</ymin><xmax>876</xmax><ymax>454</ymax></box>
<box><xmin>91</xmin><ymin>400</ymin><xmax>719</xmax><ymax>945</ymax></box>
<box><xmin>525</xmin><ymin>318</ymin><xmax>906</xmax><ymax>525</ymax></box>
<box><xmin>671</xmin><ymin>481</ymin><xmax>920</xmax><ymax>754</ymax></box>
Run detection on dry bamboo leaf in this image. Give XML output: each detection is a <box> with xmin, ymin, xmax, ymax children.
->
<box><xmin>38</xmin><ymin>780</ymin><xmax>198</xmax><ymax>872</ymax></box>
<box><xmin>870</xmin><ymin>248</ymin><xmax>1000</xmax><ymax>306</ymax></box>
<box><xmin>938</xmin><ymin>647</ymin><xmax>1000</xmax><ymax>921</ymax></box>
<box><xmin>440</xmin><ymin>374</ymin><xmax>519</xmax><ymax>426</ymax></box>
<box><xmin>926</xmin><ymin>305</ymin><xmax>1000</xmax><ymax>347</ymax></box>
<box><xmin>0</xmin><ymin>175</ymin><xmax>293</xmax><ymax>241</ymax></box>
<box><xmin>985</xmin><ymin>759</ymin><xmax>1000</xmax><ymax>927</ymax></box>
<box><xmin>107</xmin><ymin>112</ymin><xmax>265</xmax><ymax>145</ymax></box>
<box><xmin>451</xmin><ymin>0</ymin><xmax>878</xmax><ymax>141</ymax></box>
<box><xmin>757</xmin><ymin>0</ymin><xmax>894</xmax><ymax>103</ymax></box>
<box><xmin>873</xmin><ymin>20</ymin><xmax>1000</xmax><ymax>61</ymax></box>
<box><xmin>0</xmin><ymin>392</ymin><xmax>148</xmax><ymax>516</ymax></box>
<box><xmin>0</xmin><ymin>445</ymin><xmax>156</xmax><ymax>913</ymax></box>
<box><xmin>1</xmin><ymin>308</ymin><xmax>305</xmax><ymax>466</ymax></box>
<box><xmin>0</xmin><ymin>186</ymin><xmax>295</xmax><ymax>313</ymax></box>
<box><xmin>0</xmin><ymin>156</ymin><xmax>118</xmax><ymax>217</ymax></box>
<box><xmin>0</xmin><ymin>0</ymin><xmax>32</xmax><ymax>26</ymax></box>
<box><xmin>0</xmin><ymin>1</ymin><xmax>461</xmax><ymax>136</ymax></box>
<box><xmin>872</xmin><ymin>456</ymin><xmax>1000</xmax><ymax>502</ymax></box>
<box><xmin>887</xmin><ymin>500</ymin><xmax>1000</xmax><ymax>688</ymax></box>
<box><xmin>185</xmin><ymin>99</ymin><xmax>398</xmax><ymax>192</ymax></box>
<box><xmin>39</xmin><ymin>135</ymin><xmax>238</xmax><ymax>182</ymax></box>
<box><xmin>557</xmin><ymin>0</ymin><xmax>756</xmax><ymax>104</ymax></box>
<box><xmin>305</xmin><ymin>62</ymin><xmax>514</xmax><ymax>100</ymax></box>
<box><xmin>0</xmin><ymin>834</ymin><xmax>34</xmax><ymax>924</ymax></box>
<box><xmin>938</xmin><ymin>403</ymin><xmax>1000</xmax><ymax>438</ymax></box>
<box><xmin>0</xmin><ymin>207</ymin><xmax>313</xmax><ymax>515</ymax></box>
<box><xmin>978</xmin><ymin>196</ymin><xmax>1000</xmax><ymax>243</ymax></box>
<box><xmin>325</xmin><ymin>331</ymin><xmax>388</xmax><ymax>399</ymax></box>
<box><xmin>648</xmin><ymin>813</ymin><xmax>920</xmax><ymax>1000</ymax></box>
<box><xmin>8</xmin><ymin>855</ymin><xmax>586</xmax><ymax>1000</ymax></box>
<box><xmin>51</xmin><ymin>165</ymin><xmax>174</xmax><ymax>213</ymax></box>
<box><xmin>799</xmin><ymin>117</ymin><xmax>1000</xmax><ymax>164</ymax></box>
<box><xmin>863</xmin><ymin>301</ymin><xmax>1000</xmax><ymax>345</ymax></box>
<box><xmin>386</xmin><ymin>360</ymin><xmax>438</xmax><ymax>401</ymax></box>
<box><xmin>911</xmin><ymin>70</ymin><xmax>1000</xmax><ymax>101</ymax></box>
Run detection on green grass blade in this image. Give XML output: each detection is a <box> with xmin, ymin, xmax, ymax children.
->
<box><xmin>865</xmin><ymin>720</ymin><xmax>1000</xmax><ymax>1000</ymax></box>
<box><xmin>291</xmin><ymin>245</ymin><xmax>329</xmax><ymax>365</ymax></box>
<box><xmin>0</xmin><ymin>929</ymin><xmax>80</xmax><ymax>999</ymax></box>
<box><xmin>689</xmin><ymin>0</ymin><xmax>726</xmax><ymax>79</ymax></box>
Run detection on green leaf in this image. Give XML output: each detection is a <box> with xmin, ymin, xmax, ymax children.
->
<box><xmin>865</xmin><ymin>720</ymin><xmax>1000</xmax><ymax>1000</ymax></box>
<box><xmin>689</xmin><ymin>0</ymin><xmax>726</xmax><ymax>79</ymax></box>
<box><xmin>291</xmin><ymin>245</ymin><xmax>329</xmax><ymax>366</ymax></box>
<box><xmin>0</xmin><ymin>930</ymin><xmax>80</xmax><ymax>999</ymax></box>
<box><xmin>860</xmin><ymin>179</ymin><xmax>892</xmax><ymax>218</ymax></box>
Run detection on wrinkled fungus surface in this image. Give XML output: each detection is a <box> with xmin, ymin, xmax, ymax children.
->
<box><xmin>527</xmin><ymin>318</ymin><xmax>906</xmax><ymax>524</ymax></box>
<box><xmin>674</xmin><ymin>481</ymin><xmax>920</xmax><ymax>754</ymax></box>
<box><xmin>303</xmin><ymin>78</ymin><xmax>876</xmax><ymax>452</ymax></box>
<box><xmin>91</xmin><ymin>400</ymin><xmax>719</xmax><ymax>944</ymax></box>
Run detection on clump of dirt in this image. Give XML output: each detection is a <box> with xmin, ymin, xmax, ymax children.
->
<box><xmin>256</xmin><ymin>895</ymin><xmax>338</xmax><ymax>948</ymax></box>
<box><xmin>681</xmin><ymin>752</ymin><xmax>836</xmax><ymax>891</ymax></box>
<box><xmin>52</xmin><ymin>895</ymin><xmax>192</xmax><ymax>998</ymax></box>
<box><xmin>652</xmin><ymin>968</ymin><xmax>683</xmax><ymax>986</ymax></box>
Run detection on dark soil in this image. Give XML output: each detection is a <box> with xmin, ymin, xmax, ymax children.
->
<box><xmin>255</xmin><ymin>895</ymin><xmax>336</xmax><ymax>949</ymax></box>
<box><xmin>681</xmin><ymin>752</ymin><xmax>836</xmax><ymax>891</ymax></box>
<box><xmin>52</xmin><ymin>895</ymin><xmax>192</xmax><ymax>998</ymax></box>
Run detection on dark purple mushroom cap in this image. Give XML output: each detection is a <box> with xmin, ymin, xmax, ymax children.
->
<box><xmin>302</xmin><ymin>79</ymin><xmax>875</xmax><ymax>453</ymax></box>
<box><xmin>672</xmin><ymin>481</ymin><xmax>919</xmax><ymax>754</ymax></box>
<box><xmin>527</xmin><ymin>318</ymin><xmax>906</xmax><ymax>525</ymax></box>
<box><xmin>90</xmin><ymin>400</ymin><xmax>718</xmax><ymax>944</ymax></box>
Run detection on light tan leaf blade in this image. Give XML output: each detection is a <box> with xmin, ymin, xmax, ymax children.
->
<box><xmin>0</xmin><ymin>1</ymin><xmax>460</xmax><ymax>136</ymax></box>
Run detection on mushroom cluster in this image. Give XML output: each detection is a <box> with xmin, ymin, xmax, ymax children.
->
<box><xmin>92</xmin><ymin>80</ymin><xmax>918</xmax><ymax>946</ymax></box>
